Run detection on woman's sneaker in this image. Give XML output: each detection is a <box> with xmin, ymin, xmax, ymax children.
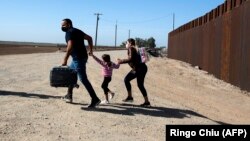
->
<box><xmin>122</xmin><ymin>96</ymin><xmax>133</xmax><ymax>102</ymax></box>
<box><xmin>140</xmin><ymin>102</ymin><xmax>151</xmax><ymax>107</ymax></box>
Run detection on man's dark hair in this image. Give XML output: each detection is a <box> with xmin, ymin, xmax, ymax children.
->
<box><xmin>62</xmin><ymin>18</ymin><xmax>73</xmax><ymax>27</ymax></box>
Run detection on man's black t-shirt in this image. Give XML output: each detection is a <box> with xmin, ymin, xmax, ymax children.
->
<box><xmin>65</xmin><ymin>27</ymin><xmax>88</xmax><ymax>60</ymax></box>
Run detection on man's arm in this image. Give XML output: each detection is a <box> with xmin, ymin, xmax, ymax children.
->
<box><xmin>84</xmin><ymin>34</ymin><xmax>93</xmax><ymax>55</ymax></box>
<box><xmin>62</xmin><ymin>40</ymin><xmax>73</xmax><ymax>66</ymax></box>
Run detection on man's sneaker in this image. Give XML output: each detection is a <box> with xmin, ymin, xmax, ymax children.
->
<box><xmin>62</xmin><ymin>94</ymin><xmax>72</xmax><ymax>103</ymax></box>
<box><xmin>88</xmin><ymin>99</ymin><xmax>101</xmax><ymax>108</ymax></box>
<box><xmin>122</xmin><ymin>96</ymin><xmax>133</xmax><ymax>102</ymax></box>
<box><xmin>140</xmin><ymin>102</ymin><xmax>151</xmax><ymax>107</ymax></box>
<box><xmin>109</xmin><ymin>92</ymin><xmax>115</xmax><ymax>100</ymax></box>
<box><xmin>101</xmin><ymin>100</ymin><xmax>110</xmax><ymax>104</ymax></box>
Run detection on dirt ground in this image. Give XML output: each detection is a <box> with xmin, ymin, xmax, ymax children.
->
<box><xmin>0</xmin><ymin>50</ymin><xmax>249</xmax><ymax>141</ymax></box>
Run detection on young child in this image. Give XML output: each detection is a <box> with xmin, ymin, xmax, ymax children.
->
<box><xmin>92</xmin><ymin>53</ymin><xmax>120</xmax><ymax>104</ymax></box>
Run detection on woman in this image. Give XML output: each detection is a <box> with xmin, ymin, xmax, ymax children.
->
<box><xmin>118</xmin><ymin>38</ymin><xmax>151</xmax><ymax>107</ymax></box>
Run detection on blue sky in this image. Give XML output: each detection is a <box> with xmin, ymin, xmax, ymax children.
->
<box><xmin>0</xmin><ymin>0</ymin><xmax>224</xmax><ymax>47</ymax></box>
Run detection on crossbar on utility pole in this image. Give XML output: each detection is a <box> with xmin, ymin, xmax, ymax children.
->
<box><xmin>94</xmin><ymin>13</ymin><xmax>102</xmax><ymax>49</ymax></box>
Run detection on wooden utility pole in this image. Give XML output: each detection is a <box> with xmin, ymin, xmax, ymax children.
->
<box><xmin>94</xmin><ymin>13</ymin><xmax>102</xmax><ymax>48</ymax></box>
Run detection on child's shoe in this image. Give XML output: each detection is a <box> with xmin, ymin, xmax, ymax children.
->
<box><xmin>109</xmin><ymin>92</ymin><xmax>115</xmax><ymax>100</ymax></box>
<box><xmin>101</xmin><ymin>100</ymin><xmax>110</xmax><ymax>104</ymax></box>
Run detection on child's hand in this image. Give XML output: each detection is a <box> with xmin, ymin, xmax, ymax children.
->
<box><xmin>117</xmin><ymin>58</ymin><xmax>121</xmax><ymax>64</ymax></box>
<box><xmin>89</xmin><ymin>52</ymin><xmax>93</xmax><ymax>56</ymax></box>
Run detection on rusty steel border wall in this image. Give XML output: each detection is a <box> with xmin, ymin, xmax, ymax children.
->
<box><xmin>168</xmin><ymin>0</ymin><xmax>250</xmax><ymax>91</ymax></box>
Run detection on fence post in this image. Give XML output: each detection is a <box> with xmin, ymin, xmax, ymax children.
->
<box><xmin>227</xmin><ymin>0</ymin><xmax>233</xmax><ymax>11</ymax></box>
<box><xmin>235</xmin><ymin>0</ymin><xmax>241</xmax><ymax>7</ymax></box>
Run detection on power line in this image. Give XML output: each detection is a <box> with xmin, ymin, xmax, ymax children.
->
<box><xmin>102</xmin><ymin>14</ymin><xmax>172</xmax><ymax>25</ymax></box>
<box><xmin>99</xmin><ymin>13</ymin><xmax>174</xmax><ymax>46</ymax></box>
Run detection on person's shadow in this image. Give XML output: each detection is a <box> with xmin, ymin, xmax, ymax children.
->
<box><xmin>82</xmin><ymin>103</ymin><xmax>229</xmax><ymax>125</ymax></box>
<box><xmin>0</xmin><ymin>90</ymin><xmax>88</xmax><ymax>106</ymax></box>
<box><xmin>0</xmin><ymin>90</ymin><xmax>61</xmax><ymax>99</ymax></box>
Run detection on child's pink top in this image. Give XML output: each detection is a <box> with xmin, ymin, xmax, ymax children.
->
<box><xmin>93</xmin><ymin>55</ymin><xmax>120</xmax><ymax>77</ymax></box>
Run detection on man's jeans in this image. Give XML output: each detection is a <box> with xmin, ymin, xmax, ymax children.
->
<box><xmin>68</xmin><ymin>58</ymin><xmax>99</xmax><ymax>100</ymax></box>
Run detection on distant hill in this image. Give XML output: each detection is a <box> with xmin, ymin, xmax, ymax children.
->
<box><xmin>0</xmin><ymin>41</ymin><xmax>126</xmax><ymax>55</ymax></box>
<box><xmin>0</xmin><ymin>41</ymin><xmax>124</xmax><ymax>49</ymax></box>
<box><xmin>0</xmin><ymin>41</ymin><xmax>65</xmax><ymax>47</ymax></box>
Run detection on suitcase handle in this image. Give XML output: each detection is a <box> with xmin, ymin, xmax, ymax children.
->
<box><xmin>58</xmin><ymin>65</ymin><xmax>70</xmax><ymax>68</ymax></box>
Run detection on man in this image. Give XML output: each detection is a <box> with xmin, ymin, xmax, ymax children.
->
<box><xmin>61</xmin><ymin>18</ymin><xmax>101</xmax><ymax>108</ymax></box>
